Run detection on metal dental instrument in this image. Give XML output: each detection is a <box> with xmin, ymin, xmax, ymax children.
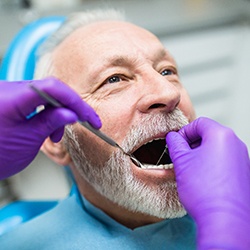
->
<box><xmin>77</xmin><ymin>121</ymin><xmax>143</xmax><ymax>168</ymax></box>
<box><xmin>29</xmin><ymin>85</ymin><xmax>143</xmax><ymax>168</ymax></box>
<box><xmin>156</xmin><ymin>146</ymin><xmax>169</xmax><ymax>166</ymax></box>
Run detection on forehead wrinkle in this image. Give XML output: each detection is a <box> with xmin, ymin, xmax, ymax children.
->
<box><xmin>88</xmin><ymin>48</ymin><xmax>175</xmax><ymax>84</ymax></box>
<box><xmin>105</xmin><ymin>55</ymin><xmax>138</xmax><ymax>68</ymax></box>
<box><xmin>102</xmin><ymin>49</ymin><xmax>172</xmax><ymax>70</ymax></box>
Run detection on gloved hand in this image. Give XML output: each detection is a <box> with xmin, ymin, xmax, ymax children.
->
<box><xmin>0</xmin><ymin>77</ymin><xmax>101</xmax><ymax>180</ymax></box>
<box><xmin>166</xmin><ymin>117</ymin><xmax>250</xmax><ymax>249</ymax></box>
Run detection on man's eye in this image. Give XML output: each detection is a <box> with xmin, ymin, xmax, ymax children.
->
<box><xmin>161</xmin><ymin>69</ymin><xmax>174</xmax><ymax>76</ymax></box>
<box><xmin>107</xmin><ymin>75</ymin><xmax>121</xmax><ymax>84</ymax></box>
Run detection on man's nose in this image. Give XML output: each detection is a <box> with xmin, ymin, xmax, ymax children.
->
<box><xmin>137</xmin><ymin>72</ymin><xmax>180</xmax><ymax>114</ymax></box>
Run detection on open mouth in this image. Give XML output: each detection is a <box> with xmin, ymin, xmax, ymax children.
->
<box><xmin>132</xmin><ymin>139</ymin><xmax>173</xmax><ymax>169</ymax></box>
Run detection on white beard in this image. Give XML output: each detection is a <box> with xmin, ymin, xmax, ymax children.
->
<box><xmin>64</xmin><ymin>108</ymin><xmax>189</xmax><ymax>219</ymax></box>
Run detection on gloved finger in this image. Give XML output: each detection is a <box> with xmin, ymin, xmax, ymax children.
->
<box><xmin>67</xmin><ymin>100</ymin><xmax>101</xmax><ymax>129</ymax></box>
<box><xmin>32</xmin><ymin>77</ymin><xmax>102</xmax><ymax>129</ymax></box>
<box><xmin>178</xmin><ymin>119</ymin><xmax>201</xmax><ymax>144</ymax></box>
<box><xmin>166</xmin><ymin>131</ymin><xmax>191</xmax><ymax>161</ymax></box>
<box><xmin>178</xmin><ymin>117</ymin><xmax>223</xmax><ymax>144</ymax></box>
<box><xmin>49</xmin><ymin>127</ymin><xmax>65</xmax><ymax>143</ymax></box>
<box><xmin>30</xmin><ymin>107</ymin><xmax>78</xmax><ymax>139</ymax></box>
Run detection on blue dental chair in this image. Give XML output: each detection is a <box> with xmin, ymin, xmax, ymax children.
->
<box><xmin>0</xmin><ymin>16</ymin><xmax>67</xmax><ymax>235</ymax></box>
<box><xmin>0</xmin><ymin>16</ymin><xmax>65</xmax><ymax>81</ymax></box>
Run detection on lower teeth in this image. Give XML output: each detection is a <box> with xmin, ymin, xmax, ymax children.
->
<box><xmin>141</xmin><ymin>163</ymin><xmax>174</xmax><ymax>170</ymax></box>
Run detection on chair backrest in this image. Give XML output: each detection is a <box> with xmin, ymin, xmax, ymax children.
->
<box><xmin>0</xmin><ymin>200</ymin><xmax>58</xmax><ymax>235</ymax></box>
<box><xmin>0</xmin><ymin>16</ymin><xmax>65</xmax><ymax>236</ymax></box>
<box><xmin>0</xmin><ymin>16</ymin><xmax>65</xmax><ymax>81</ymax></box>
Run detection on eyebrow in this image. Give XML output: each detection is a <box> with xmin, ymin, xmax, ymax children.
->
<box><xmin>88</xmin><ymin>56</ymin><xmax>134</xmax><ymax>82</ymax></box>
<box><xmin>153</xmin><ymin>48</ymin><xmax>176</xmax><ymax>66</ymax></box>
<box><xmin>104</xmin><ymin>55</ymin><xmax>137</xmax><ymax>68</ymax></box>
<box><xmin>89</xmin><ymin>48</ymin><xmax>175</xmax><ymax>84</ymax></box>
<box><xmin>155</xmin><ymin>48</ymin><xmax>167</xmax><ymax>60</ymax></box>
<box><xmin>88</xmin><ymin>55</ymin><xmax>137</xmax><ymax>83</ymax></box>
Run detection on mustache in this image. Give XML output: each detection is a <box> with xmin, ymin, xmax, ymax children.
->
<box><xmin>121</xmin><ymin>108</ymin><xmax>189</xmax><ymax>152</ymax></box>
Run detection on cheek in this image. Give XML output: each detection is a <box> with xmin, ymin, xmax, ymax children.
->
<box><xmin>92</xmin><ymin>97</ymin><xmax>136</xmax><ymax>142</ymax></box>
<box><xmin>73</xmin><ymin>125</ymin><xmax>112</xmax><ymax>166</ymax></box>
<box><xmin>100</xmin><ymin>105</ymin><xmax>133</xmax><ymax>140</ymax></box>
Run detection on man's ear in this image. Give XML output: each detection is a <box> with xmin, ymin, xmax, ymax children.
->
<box><xmin>41</xmin><ymin>138</ymin><xmax>72</xmax><ymax>166</ymax></box>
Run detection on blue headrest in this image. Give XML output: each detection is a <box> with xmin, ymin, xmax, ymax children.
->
<box><xmin>0</xmin><ymin>16</ymin><xmax>65</xmax><ymax>81</ymax></box>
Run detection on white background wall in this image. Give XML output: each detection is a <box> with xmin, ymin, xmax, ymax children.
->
<box><xmin>1</xmin><ymin>0</ymin><xmax>250</xmax><ymax>202</ymax></box>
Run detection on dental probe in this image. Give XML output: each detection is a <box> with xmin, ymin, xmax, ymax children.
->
<box><xmin>78</xmin><ymin>121</ymin><xmax>143</xmax><ymax>168</ymax></box>
<box><xmin>155</xmin><ymin>147</ymin><xmax>169</xmax><ymax>166</ymax></box>
<box><xmin>29</xmin><ymin>85</ymin><xmax>143</xmax><ymax>168</ymax></box>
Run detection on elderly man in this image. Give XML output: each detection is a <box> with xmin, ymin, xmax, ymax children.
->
<box><xmin>0</xmin><ymin>9</ymin><xmax>250</xmax><ymax>249</ymax></box>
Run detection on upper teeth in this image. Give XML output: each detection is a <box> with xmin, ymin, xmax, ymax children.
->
<box><xmin>141</xmin><ymin>163</ymin><xmax>173</xmax><ymax>170</ymax></box>
<box><xmin>143</xmin><ymin>137</ymin><xmax>165</xmax><ymax>145</ymax></box>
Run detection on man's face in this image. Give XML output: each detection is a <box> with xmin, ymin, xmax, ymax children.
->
<box><xmin>52</xmin><ymin>21</ymin><xmax>196</xmax><ymax>218</ymax></box>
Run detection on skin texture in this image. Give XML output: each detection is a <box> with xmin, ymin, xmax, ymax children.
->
<box><xmin>42</xmin><ymin>20</ymin><xmax>196</xmax><ymax>228</ymax></box>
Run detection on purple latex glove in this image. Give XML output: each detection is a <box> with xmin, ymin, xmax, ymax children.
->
<box><xmin>166</xmin><ymin>117</ymin><xmax>250</xmax><ymax>249</ymax></box>
<box><xmin>0</xmin><ymin>77</ymin><xmax>101</xmax><ymax>180</ymax></box>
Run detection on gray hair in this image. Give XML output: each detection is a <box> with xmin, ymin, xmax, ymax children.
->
<box><xmin>34</xmin><ymin>9</ymin><xmax>125</xmax><ymax>79</ymax></box>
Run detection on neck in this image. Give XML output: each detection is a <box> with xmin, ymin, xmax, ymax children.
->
<box><xmin>72</xmin><ymin>168</ymin><xmax>163</xmax><ymax>229</ymax></box>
